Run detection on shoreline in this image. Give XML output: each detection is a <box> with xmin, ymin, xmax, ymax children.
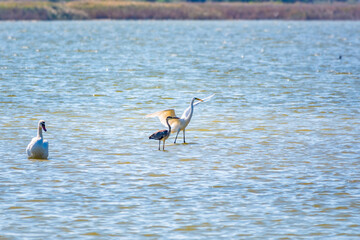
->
<box><xmin>0</xmin><ymin>2</ymin><xmax>359</xmax><ymax>21</ymax></box>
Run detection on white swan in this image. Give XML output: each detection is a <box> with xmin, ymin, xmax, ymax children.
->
<box><xmin>26</xmin><ymin>120</ymin><xmax>49</xmax><ymax>159</ymax></box>
<box><xmin>146</xmin><ymin>94</ymin><xmax>215</xmax><ymax>143</ymax></box>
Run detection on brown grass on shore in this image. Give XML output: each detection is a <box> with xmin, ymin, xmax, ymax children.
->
<box><xmin>0</xmin><ymin>1</ymin><xmax>359</xmax><ymax>20</ymax></box>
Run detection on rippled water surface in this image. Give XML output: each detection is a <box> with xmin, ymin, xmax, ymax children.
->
<box><xmin>1</xmin><ymin>21</ymin><xmax>360</xmax><ymax>239</ymax></box>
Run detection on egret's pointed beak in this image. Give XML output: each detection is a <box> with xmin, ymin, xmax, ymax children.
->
<box><xmin>195</xmin><ymin>98</ymin><xmax>204</xmax><ymax>102</ymax></box>
<box><xmin>42</xmin><ymin>125</ymin><xmax>47</xmax><ymax>132</ymax></box>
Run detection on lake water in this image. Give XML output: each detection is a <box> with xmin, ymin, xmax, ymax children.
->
<box><xmin>0</xmin><ymin>21</ymin><xmax>359</xmax><ymax>239</ymax></box>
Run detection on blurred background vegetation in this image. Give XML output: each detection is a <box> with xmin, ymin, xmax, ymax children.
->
<box><xmin>0</xmin><ymin>0</ymin><xmax>359</xmax><ymax>20</ymax></box>
<box><xmin>2</xmin><ymin>0</ymin><xmax>360</xmax><ymax>3</ymax></box>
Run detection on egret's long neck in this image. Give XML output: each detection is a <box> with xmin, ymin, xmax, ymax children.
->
<box><xmin>37</xmin><ymin>125</ymin><xmax>43</xmax><ymax>139</ymax></box>
<box><xmin>184</xmin><ymin>98</ymin><xmax>196</xmax><ymax>123</ymax></box>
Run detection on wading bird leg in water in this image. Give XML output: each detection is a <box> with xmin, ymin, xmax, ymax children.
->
<box><xmin>174</xmin><ymin>131</ymin><xmax>180</xmax><ymax>144</ymax></box>
<box><xmin>146</xmin><ymin>95</ymin><xmax>215</xmax><ymax>144</ymax></box>
<box><xmin>149</xmin><ymin>116</ymin><xmax>178</xmax><ymax>151</ymax></box>
<box><xmin>174</xmin><ymin>129</ymin><xmax>186</xmax><ymax>144</ymax></box>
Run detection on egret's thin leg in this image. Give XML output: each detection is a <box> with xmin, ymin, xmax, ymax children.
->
<box><xmin>183</xmin><ymin>130</ymin><xmax>186</xmax><ymax>143</ymax></box>
<box><xmin>163</xmin><ymin>140</ymin><xmax>165</xmax><ymax>150</ymax></box>
<box><xmin>174</xmin><ymin>131</ymin><xmax>180</xmax><ymax>143</ymax></box>
<box><xmin>158</xmin><ymin>140</ymin><xmax>160</xmax><ymax>150</ymax></box>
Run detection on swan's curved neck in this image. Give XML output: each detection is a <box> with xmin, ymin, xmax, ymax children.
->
<box><xmin>37</xmin><ymin>125</ymin><xmax>43</xmax><ymax>138</ymax></box>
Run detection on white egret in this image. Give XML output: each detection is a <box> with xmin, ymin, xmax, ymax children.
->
<box><xmin>26</xmin><ymin>120</ymin><xmax>49</xmax><ymax>159</ymax></box>
<box><xmin>146</xmin><ymin>94</ymin><xmax>215</xmax><ymax>143</ymax></box>
<box><xmin>149</xmin><ymin>116</ymin><xmax>178</xmax><ymax>150</ymax></box>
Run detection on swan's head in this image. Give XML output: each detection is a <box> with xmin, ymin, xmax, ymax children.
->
<box><xmin>38</xmin><ymin>120</ymin><xmax>47</xmax><ymax>132</ymax></box>
<box><xmin>194</xmin><ymin>97</ymin><xmax>204</xmax><ymax>102</ymax></box>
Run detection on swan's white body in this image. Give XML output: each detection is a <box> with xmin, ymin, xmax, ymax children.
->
<box><xmin>26</xmin><ymin>120</ymin><xmax>49</xmax><ymax>159</ymax></box>
<box><xmin>146</xmin><ymin>94</ymin><xmax>215</xmax><ymax>143</ymax></box>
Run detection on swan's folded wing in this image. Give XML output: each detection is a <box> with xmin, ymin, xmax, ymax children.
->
<box><xmin>43</xmin><ymin>140</ymin><xmax>49</xmax><ymax>157</ymax></box>
<box><xmin>145</xmin><ymin>109</ymin><xmax>178</xmax><ymax>127</ymax></box>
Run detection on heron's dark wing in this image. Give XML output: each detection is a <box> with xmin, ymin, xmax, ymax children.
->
<box><xmin>149</xmin><ymin>129</ymin><xmax>168</xmax><ymax>140</ymax></box>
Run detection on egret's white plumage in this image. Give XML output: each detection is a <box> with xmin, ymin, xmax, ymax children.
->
<box><xmin>26</xmin><ymin>120</ymin><xmax>49</xmax><ymax>159</ymax></box>
<box><xmin>146</xmin><ymin>94</ymin><xmax>215</xmax><ymax>143</ymax></box>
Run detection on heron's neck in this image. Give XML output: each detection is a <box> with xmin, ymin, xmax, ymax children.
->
<box><xmin>166</xmin><ymin>118</ymin><xmax>171</xmax><ymax>132</ymax></box>
<box><xmin>37</xmin><ymin>126</ymin><xmax>43</xmax><ymax>139</ymax></box>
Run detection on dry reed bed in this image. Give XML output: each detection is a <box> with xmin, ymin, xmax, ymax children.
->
<box><xmin>0</xmin><ymin>1</ymin><xmax>359</xmax><ymax>20</ymax></box>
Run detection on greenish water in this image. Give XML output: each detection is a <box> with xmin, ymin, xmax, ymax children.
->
<box><xmin>0</xmin><ymin>21</ymin><xmax>359</xmax><ymax>239</ymax></box>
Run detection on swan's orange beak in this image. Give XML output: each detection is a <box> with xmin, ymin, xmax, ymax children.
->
<box><xmin>42</xmin><ymin>125</ymin><xmax>47</xmax><ymax>132</ymax></box>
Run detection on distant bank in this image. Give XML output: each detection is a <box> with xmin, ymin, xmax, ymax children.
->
<box><xmin>0</xmin><ymin>2</ymin><xmax>359</xmax><ymax>21</ymax></box>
